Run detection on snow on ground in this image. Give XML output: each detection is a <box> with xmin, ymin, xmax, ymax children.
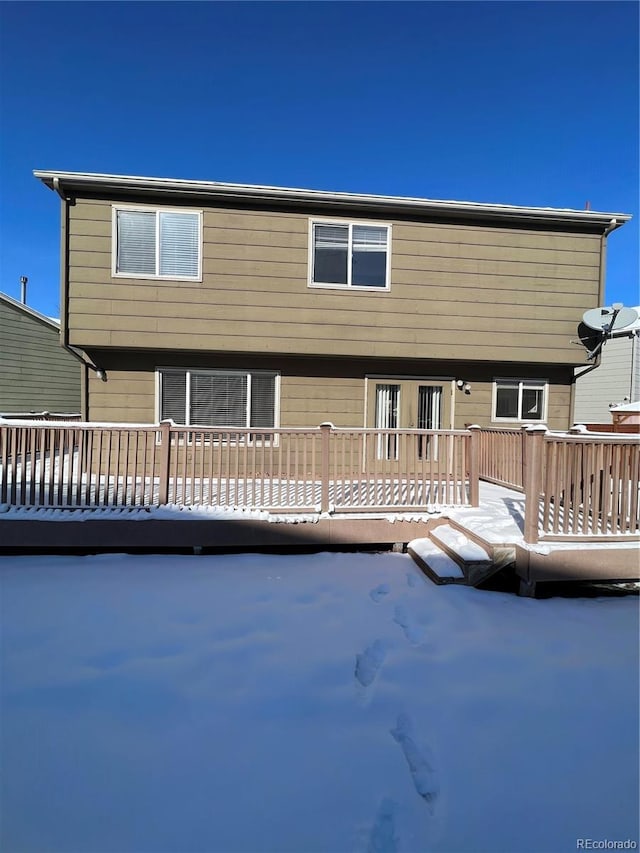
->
<box><xmin>1</xmin><ymin>552</ymin><xmax>638</xmax><ymax>853</ymax></box>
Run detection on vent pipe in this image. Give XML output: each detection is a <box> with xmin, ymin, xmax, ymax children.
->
<box><xmin>19</xmin><ymin>276</ymin><xmax>28</xmax><ymax>305</ymax></box>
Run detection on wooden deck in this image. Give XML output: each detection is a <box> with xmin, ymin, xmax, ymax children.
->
<box><xmin>1</xmin><ymin>420</ymin><xmax>637</xmax><ymax>595</ymax></box>
<box><xmin>1</xmin><ymin>482</ymin><xmax>637</xmax><ymax>596</ymax></box>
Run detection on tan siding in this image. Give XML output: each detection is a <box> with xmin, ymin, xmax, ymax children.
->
<box><xmin>72</xmin><ymin>330</ymin><xmax>583</xmax><ymax>365</ymax></box>
<box><xmin>85</xmin><ymin>353</ymin><xmax>573</xmax><ymax>431</ymax></box>
<box><xmin>88</xmin><ymin>369</ymin><xmax>155</xmax><ymax>422</ymax></box>
<box><xmin>67</xmin><ymin>197</ymin><xmax>602</xmax><ymax>366</ymax></box>
<box><xmin>280</xmin><ymin>376</ymin><xmax>364</xmax><ymax>427</ymax></box>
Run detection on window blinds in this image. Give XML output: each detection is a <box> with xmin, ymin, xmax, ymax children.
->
<box><xmin>159</xmin><ymin>212</ymin><xmax>199</xmax><ymax>278</ymax></box>
<box><xmin>161</xmin><ymin>371</ymin><xmax>187</xmax><ymax>423</ymax></box>
<box><xmin>190</xmin><ymin>373</ymin><xmax>247</xmax><ymax>427</ymax></box>
<box><xmin>117</xmin><ymin>210</ymin><xmax>156</xmax><ymax>275</ymax></box>
<box><xmin>116</xmin><ymin>209</ymin><xmax>199</xmax><ymax>278</ymax></box>
<box><xmin>159</xmin><ymin>370</ymin><xmax>276</xmax><ymax>428</ymax></box>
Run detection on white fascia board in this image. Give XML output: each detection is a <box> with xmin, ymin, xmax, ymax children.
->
<box><xmin>33</xmin><ymin>170</ymin><xmax>632</xmax><ymax>229</ymax></box>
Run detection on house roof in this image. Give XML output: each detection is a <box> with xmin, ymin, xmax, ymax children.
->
<box><xmin>34</xmin><ymin>170</ymin><xmax>632</xmax><ymax>231</ymax></box>
<box><xmin>0</xmin><ymin>291</ymin><xmax>60</xmax><ymax>331</ymax></box>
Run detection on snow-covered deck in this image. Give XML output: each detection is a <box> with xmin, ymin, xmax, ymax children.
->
<box><xmin>1</xmin><ymin>482</ymin><xmax>637</xmax><ymax>588</ymax></box>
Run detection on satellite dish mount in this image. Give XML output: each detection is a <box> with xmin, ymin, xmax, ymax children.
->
<box><xmin>580</xmin><ymin>304</ymin><xmax>638</xmax><ymax>361</ymax></box>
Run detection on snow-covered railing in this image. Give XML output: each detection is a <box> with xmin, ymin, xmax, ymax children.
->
<box><xmin>523</xmin><ymin>427</ymin><xmax>640</xmax><ymax>542</ymax></box>
<box><xmin>0</xmin><ymin>419</ymin><xmax>478</xmax><ymax>513</ymax></box>
<box><xmin>0</xmin><ymin>411</ymin><xmax>81</xmax><ymax>421</ymax></box>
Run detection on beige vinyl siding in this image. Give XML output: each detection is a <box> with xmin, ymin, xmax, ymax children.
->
<box><xmin>573</xmin><ymin>334</ymin><xmax>636</xmax><ymax>423</ymax></box>
<box><xmin>67</xmin><ymin>199</ymin><xmax>602</xmax><ymax>365</ymax></box>
<box><xmin>279</xmin><ymin>377</ymin><xmax>364</xmax><ymax>427</ymax></box>
<box><xmin>88</xmin><ymin>369</ymin><xmax>155</xmax><ymax>422</ymax></box>
<box><xmin>0</xmin><ymin>299</ymin><xmax>81</xmax><ymax>413</ymax></box>
<box><xmin>85</xmin><ymin>352</ymin><xmax>573</xmax><ymax>431</ymax></box>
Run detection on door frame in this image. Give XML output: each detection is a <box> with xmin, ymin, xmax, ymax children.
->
<box><xmin>363</xmin><ymin>375</ymin><xmax>456</xmax><ymax>430</ymax></box>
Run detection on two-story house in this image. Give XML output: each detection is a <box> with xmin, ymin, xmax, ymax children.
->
<box><xmin>35</xmin><ymin>171</ymin><xmax>630</xmax><ymax>432</ymax></box>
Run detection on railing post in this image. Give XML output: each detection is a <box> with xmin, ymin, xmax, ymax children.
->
<box><xmin>319</xmin><ymin>422</ymin><xmax>332</xmax><ymax>514</ymax></box>
<box><xmin>158</xmin><ymin>420</ymin><xmax>172</xmax><ymax>505</ymax></box>
<box><xmin>467</xmin><ymin>424</ymin><xmax>481</xmax><ymax>506</ymax></box>
<box><xmin>523</xmin><ymin>425</ymin><xmax>547</xmax><ymax>544</ymax></box>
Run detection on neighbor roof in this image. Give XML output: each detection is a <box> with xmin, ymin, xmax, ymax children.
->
<box><xmin>0</xmin><ymin>291</ymin><xmax>60</xmax><ymax>331</ymax></box>
<box><xmin>34</xmin><ymin>170</ymin><xmax>632</xmax><ymax>231</ymax></box>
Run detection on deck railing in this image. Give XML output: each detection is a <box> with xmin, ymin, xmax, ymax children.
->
<box><xmin>0</xmin><ymin>420</ymin><xmax>478</xmax><ymax>513</ymax></box>
<box><xmin>523</xmin><ymin>428</ymin><xmax>640</xmax><ymax>542</ymax></box>
<box><xmin>3</xmin><ymin>419</ymin><xmax>636</xmax><ymax>541</ymax></box>
<box><xmin>473</xmin><ymin>426</ymin><xmax>525</xmax><ymax>491</ymax></box>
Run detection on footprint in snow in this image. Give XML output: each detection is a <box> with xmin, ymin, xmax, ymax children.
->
<box><xmin>406</xmin><ymin>572</ymin><xmax>419</xmax><ymax>589</ymax></box>
<box><xmin>368</xmin><ymin>797</ymin><xmax>398</xmax><ymax>853</ymax></box>
<box><xmin>390</xmin><ymin>714</ymin><xmax>439</xmax><ymax>811</ymax></box>
<box><xmin>393</xmin><ymin>605</ymin><xmax>426</xmax><ymax>646</ymax></box>
<box><xmin>355</xmin><ymin>639</ymin><xmax>387</xmax><ymax>689</ymax></box>
<box><xmin>369</xmin><ymin>584</ymin><xmax>390</xmax><ymax>603</ymax></box>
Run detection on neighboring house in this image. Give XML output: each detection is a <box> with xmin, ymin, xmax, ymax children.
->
<box><xmin>35</xmin><ymin>171</ymin><xmax>631</xmax><ymax>431</ymax></box>
<box><xmin>573</xmin><ymin>308</ymin><xmax>640</xmax><ymax>424</ymax></box>
<box><xmin>0</xmin><ymin>291</ymin><xmax>81</xmax><ymax>415</ymax></box>
<box><xmin>609</xmin><ymin>400</ymin><xmax>640</xmax><ymax>427</ymax></box>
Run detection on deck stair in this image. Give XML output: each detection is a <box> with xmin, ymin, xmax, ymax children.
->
<box><xmin>408</xmin><ymin>519</ymin><xmax>513</xmax><ymax>587</ymax></box>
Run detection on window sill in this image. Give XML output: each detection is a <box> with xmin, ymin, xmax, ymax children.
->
<box><xmin>112</xmin><ymin>272</ymin><xmax>202</xmax><ymax>283</ymax></box>
<box><xmin>308</xmin><ymin>282</ymin><xmax>390</xmax><ymax>293</ymax></box>
<box><xmin>491</xmin><ymin>418</ymin><xmax>545</xmax><ymax>424</ymax></box>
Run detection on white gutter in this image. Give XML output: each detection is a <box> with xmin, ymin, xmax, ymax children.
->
<box><xmin>33</xmin><ymin>170</ymin><xmax>632</xmax><ymax>228</ymax></box>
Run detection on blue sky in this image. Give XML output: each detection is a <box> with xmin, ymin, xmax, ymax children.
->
<box><xmin>0</xmin><ymin>1</ymin><xmax>637</xmax><ymax>318</ymax></box>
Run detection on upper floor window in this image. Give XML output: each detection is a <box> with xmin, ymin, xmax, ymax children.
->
<box><xmin>113</xmin><ymin>207</ymin><xmax>202</xmax><ymax>280</ymax></box>
<box><xmin>493</xmin><ymin>379</ymin><xmax>547</xmax><ymax>422</ymax></box>
<box><xmin>309</xmin><ymin>220</ymin><xmax>391</xmax><ymax>290</ymax></box>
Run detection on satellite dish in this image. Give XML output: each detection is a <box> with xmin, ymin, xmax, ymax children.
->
<box><xmin>582</xmin><ymin>305</ymin><xmax>638</xmax><ymax>333</ymax></box>
<box><xmin>578</xmin><ymin>304</ymin><xmax>639</xmax><ymax>361</ymax></box>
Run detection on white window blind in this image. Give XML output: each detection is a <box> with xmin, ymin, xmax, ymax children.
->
<box><xmin>115</xmin><ymin>208</ymin><xmax>200</xmax><ymax>279</ymax></box>
<box><xmin>159</xmin><ymin>370</ymin><xmax>276</xmax><ymax>428</ymax></box>
<box><xmin>159</xmin><ymin>212</ymin><xmax>200</xmax><ymax>278</ymax></box>
<box><xmin>117</xmin><ymin>210</ymin><xmax>156</xmax><ymax>275</ymax></box>
<box><xmin>191</xmin><ymin>373</ymin><xmax>247</xmax><ymax>426</ymax></box>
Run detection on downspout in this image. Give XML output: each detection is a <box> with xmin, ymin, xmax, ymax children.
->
<box><xmin>569</xmin><ymin>218</ymin><xmax>617</xmax><ymax>426</ymax></box>
<box><xmin>54</xmin><ymin>178</ymin><xmax>104</xmax><ymax>420</ymax></box>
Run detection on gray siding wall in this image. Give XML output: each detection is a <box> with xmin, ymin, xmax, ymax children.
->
<box><xmin>67</xmin><ymin>198</ymin><xmax>602</xmax><ymax>366</ymax></box>
<box><xmin>0</xmin><ymin>300</ymin><xmax>81</xmax><ymax>413</ymax></box>
<box><xmin>573</xmin><ymin>334</ymin><xmax>636</xmax><ymax>423</ymax></box>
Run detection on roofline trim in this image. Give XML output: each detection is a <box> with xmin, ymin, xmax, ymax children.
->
<box><xmin>33</xmin><ymin>170</ymin><xmax>632</xmax><ymax>228</ymax></box>
<box><xmin>0</xmin><ymin>291</ymin><xmax>60</xmax><ymax>331</ymax></box>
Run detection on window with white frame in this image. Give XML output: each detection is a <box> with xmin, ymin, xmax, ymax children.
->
<box><xmin>114</xmin><ymin>207</ymin><xmax>201</xmax><ymax>280</ymax></box>
<box><xmin>310</xmin><ymin>220</ymin><xmax>390</xmax><ymax>289</ymax></box>
<box><xmin>493</xmin><ymin>379</ymin><xmax>547</xmax><ymax>422</ymax></box>
<box><xmin>159</xmin><ymin>369</ymin><xmax>277</xmax><ymax>428</ymax></box>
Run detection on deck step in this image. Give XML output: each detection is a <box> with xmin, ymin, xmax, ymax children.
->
<box><xmin>430</xmin><ymin>523</ymin><xmax>492</xmax><ymax>563</ymax></box>
<box><xmin>408</xmin><ymin>538</ymin><xmax>466</xmax><ymax>585</ymax></box>
<box><xmin>431</xmin><ymin>522</ymin><xmax>500</xmax><ymax>586</ymax></box>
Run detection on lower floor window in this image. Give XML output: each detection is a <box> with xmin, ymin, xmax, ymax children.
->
<box><xmin>159</xmin><ymin>369</ymin><xmax>277</xmax><ymax>428</ymax></box>
<box><xmin>493</xmin><ymin>379</ymin><xmax>546</xmax><ymax>421</ymax></box>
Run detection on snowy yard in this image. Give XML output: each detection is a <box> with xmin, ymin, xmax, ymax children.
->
<box><xmin>1</xmin><ymin>552</ymin><xmax>638</xmax><ymax>853</ymax></box>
